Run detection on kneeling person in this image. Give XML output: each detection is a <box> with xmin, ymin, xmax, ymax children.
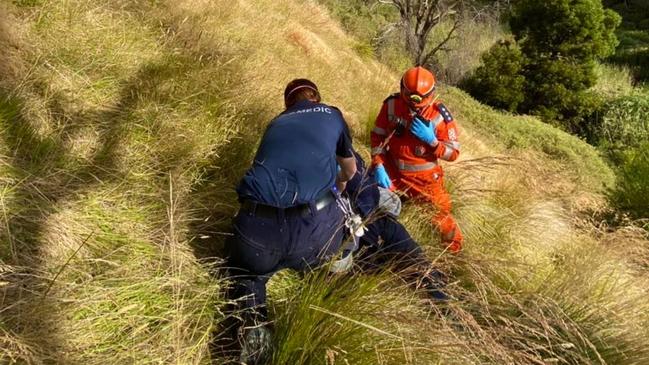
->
<box><xmin>340</xmin><ymin>152</ymin><xmax>448</xmax><ymax>301</ymax></box>
<box><xmin>225</xmin><ymin>79</ymin><xmax>356</xmax><ymax>364</ymax></box>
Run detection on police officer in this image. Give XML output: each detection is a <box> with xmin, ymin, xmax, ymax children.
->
<box><xmin>225</xmin><ymin>78</ymin><xmax>356</xmax><ymax>364</ymax></box>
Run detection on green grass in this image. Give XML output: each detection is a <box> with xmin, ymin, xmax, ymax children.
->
<box><xmin>0</xmin><ymin>0</ymin><xmax>648</xmax><ymax>364</ymax></box>
<box><xmin>269</xmin><ymin>270</ymin><xmax>452</xmax><ymax>364</ymax></box>
<box><xmin>592</xmin><ymin>62</ymin><xmax>637</xmax><ymax>98</ymax></box>
<box><xmin>441</xmin><ymin>86</ymin><xmax>615</xmax><ymax>193</ymax></box>
<box><xmin>601</xmin><ymin>1</ymin><xmax>649</xmax><ymax>82</ymax></box>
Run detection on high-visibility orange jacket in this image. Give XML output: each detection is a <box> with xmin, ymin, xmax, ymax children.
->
<box><xmin>371</xmin><ymin>94</ymin><xmax>460</xmax><ymax>171</ymax></box>
<box><xmin>370</xmin><ymin>94</ymin><xmax>464</xmax><ymax>253</ymax></box>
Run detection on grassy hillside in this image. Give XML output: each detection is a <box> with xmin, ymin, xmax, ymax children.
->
<box><xmin>1</xmin><ymin>0</ymin><xmax>648</xmax><ymax>364</ymax></box>
<box><xmin>605</xmin><ymin>0</ymin><xmax>649</xmax><ymax>84</ymax></box>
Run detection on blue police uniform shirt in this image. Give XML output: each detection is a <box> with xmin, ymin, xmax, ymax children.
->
<box><xmin>236</xmin><ymin>100</ymin><xmax>353</xmax><ymax>208</ymax></box>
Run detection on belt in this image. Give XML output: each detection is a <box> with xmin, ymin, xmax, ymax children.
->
<box><xmin>240</xmin><ymin>191</ymin><xmax>337</xmax><ymax>219</ymax></box>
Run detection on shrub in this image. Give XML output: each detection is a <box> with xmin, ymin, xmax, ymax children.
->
<box><xmin>597</xmin><ymin>93</ymin><xmax>649</xmax><ymax>163</ymax></box>
<box><xmin>611</xmin><ymin>144</ymin><xmax>649</xmax><ymax>218</ymax></box>
<box><xmin>463</xmin><ymin>0</ymin><xmax>622</xmax><ymax>135</ymax></box>
<box><xmin>511</xmin><ymin>0</ymin><xmax>620</xmax><ymax>62</ymax></box>
<box><xmin>595</xmin><ymin>93</ymin><xmax>649</xmax><ymax>218</ymax></box>
<box><xmin>513</xmin><ymin>0</ymin><xmax>620</xmax><ymax>131</ymax></box>
<box><xmin>604</xmin><ymin>0</ymin><xmax>649</xmax><ymax>30</ymax></box>
<box><xmin>461</xmin><ymin>38</ymin><xmax>526</xmax><ymax>112</ymax></box>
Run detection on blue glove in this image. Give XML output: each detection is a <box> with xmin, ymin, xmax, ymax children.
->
<box><xmin>374</xmin><ymin>164</ymin><xmax>392</xmax><ymax>188</ymax></box>
<box><xmin>410</xmin><ymin>116</ymin><xmax>438</xmax><ymax>146</ymax></box>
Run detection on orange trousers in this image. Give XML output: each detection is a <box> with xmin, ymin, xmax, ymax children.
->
<box><xmin>385</xmin><ymin>163</ymin><xmax>463</xmax><ymax>253</ymax></box>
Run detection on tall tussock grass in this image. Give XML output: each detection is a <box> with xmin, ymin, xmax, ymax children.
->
<box><xmin>0</xmin><ymin>0</ymin><xmax>648</xmax><ymax>364</ymax></box>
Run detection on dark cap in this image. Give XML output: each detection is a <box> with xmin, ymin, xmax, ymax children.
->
<box><xmin>284</xmin><ymin>78</ymin><xmax>319</xmax><ymax>102</ymax></box>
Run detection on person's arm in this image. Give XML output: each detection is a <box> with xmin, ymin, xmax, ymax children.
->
<box><xmin>335</xmin><ymin>118</ymin><xmax>356</xmax><ymax>192</ymax></box>
<box><xmin>370</xmin><ymin>101</ymin><xmax>391</xmax><ymax>167</ymax></box>
<box><xmin>432</xmin><ymin>124</ymin><xmax>460</xmax><ymax>162</ymax></box>
<box><xmin>336</xmin><ymin>155</ymin><xmax>357</xmax><ymax>192</ymax></box>
<box><xmin>431</xmin><ymin>104</ymin><xmax>460</xmax><ymax>162</ymax></box>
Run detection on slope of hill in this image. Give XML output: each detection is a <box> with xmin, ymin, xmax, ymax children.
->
<box><xmin>1</xmin><ymin>0</ymin><xmax>648</xmax><ymax>364</ymax></box>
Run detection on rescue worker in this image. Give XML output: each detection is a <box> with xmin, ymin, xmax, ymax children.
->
<box><xmin>343</xmin><ymin>151</ymin><xmax>449</xmax><ymax>301</ymax></box>
<box><xmin>370</xmin><ymin>66</ymin><xmax>463</xmax><ymax>253</ymax></box>
<box><xmin>225</xmin><ymin>78</ymin><xmax>356</xmax><ymax>364</ymax></box>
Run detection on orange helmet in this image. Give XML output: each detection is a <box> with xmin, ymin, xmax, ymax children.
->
<box><xmin>400</xmin><ymin>66</ymin><xmax>436</xmax><ymax>109</ymax></box>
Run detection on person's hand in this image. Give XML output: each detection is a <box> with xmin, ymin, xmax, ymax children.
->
<box><xmin>374</xmin><ymin>164</ymin><xmax>392</xmax><ymax>189</ymax></box>
<box><xmin>335</xmin><ymin>180</ymin><xmax>347</xmax><ymax>193</ymax></box>
<box><xmin>410</xmin><ymin>116</ymin><xmax>438</xmax><ymax>146</ymax></box>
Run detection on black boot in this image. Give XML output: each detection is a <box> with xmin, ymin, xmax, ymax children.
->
<box><xmin>420</xmin><ymin>268</ymin><xmax>451</xmax><ymax>302</ymax></box>
<box><xmin>239</xmin><ymin>325</ymin><xmax>273</xmax><ymax>365</ymax></box>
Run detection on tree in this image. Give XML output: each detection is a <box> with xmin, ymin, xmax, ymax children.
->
<box><xmin>380</xmin><ymin>0</ymin><xmax>462</xmax><ymax>65</ymax></box>
<box><xmin>461</xmin><ymin>38</ymin><xmax>526</xmax><ymax>112</ymax></box>
<box><xmin>511</xmin><ymin>0</ymin><xmax>620</xmax><ymax>63</ymax></box>
<box><xmin>463</xmin><ymin>0</ymin><xmax>621</xmax><ymax>135</ymax></box>
<box><xmin>510</xmin><ymin>0</ymin><xmax>621</xmax><ymax>131</ymax></box>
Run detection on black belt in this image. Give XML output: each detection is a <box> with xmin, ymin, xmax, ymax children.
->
<box><xmin>240</xmin><ymin>191</ymin><xmax>337</xmax><ymax>218</ymax></box>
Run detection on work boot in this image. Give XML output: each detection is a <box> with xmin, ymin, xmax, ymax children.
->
<box><xmin>239</xmin><ymin>325</ymin><xmax>272</xmax><ymax>365</ymax></box>
<box><xmin>429</xmin><ymin>288</ymin><xmax>450</xmax><ymax>302</ymax></box>
<box><xmin>420</xmin><ymin>268</ymin><xmax>451</xmax><ymax>302</ymax></box>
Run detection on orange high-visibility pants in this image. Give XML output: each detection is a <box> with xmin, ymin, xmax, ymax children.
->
<box><xmin>385</xmin><ymin>163</ymin><xmax>464</xmax><ymax>253</ymax></box>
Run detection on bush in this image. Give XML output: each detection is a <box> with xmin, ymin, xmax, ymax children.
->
<box><xmin>611</xmin><ymin>144</ymin><xmax>649</xmax><ymax>218</ymax></box>
<box><xmin>463</xmin><ymin>0</ymin><xmax>622</xmax><ymax>136</ymax></box>
<box><xmin>513</xmin><ymin>0</ymin><xmax>620</xmax><ymax>131</ymax></box>
<box><xmin>604</xmin><ymin>0</ymin><xmax>649</xmax><ymax>82</ymax></box>
<box><xmin>461</xmin><ymin>39</ymin><xmax>526</xmax><ymax>112</ymax></box>
<box><xmin>604</xmin><ymin>0</ymin><xmax>649</xmax><ymax>30</ymax></box>
<box><xmin>528</xmin><ymin>87</ymin><xmax>605</xmax><ymax>140</ymax></box>
<box><xmin>511</xmin><ymin>0</ymin><xmax>620</xmax><ymax>62</ymax></box>
<box><xmin>594</xmin><ymin>93</ymin><xmax>649</xmax><ymax>219</ymax></box>
<box><xmin>597</xmin><ymin>93</ymin><xmax>649</xmax><ymax>163</ymax></box>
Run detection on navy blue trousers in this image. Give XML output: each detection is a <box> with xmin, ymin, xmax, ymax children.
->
<box><xmin>226</xmin><ymin>201</ymin><xmax>345</xmax><ymax>320</ymax></box>
<box><xmin>358</xmin><ymin>215</ymin><xmax>423</xmax><ymax>266</ymax></box>
<box><xmin>357</xmin><ymin>216</ymin><xmax>447</xmax><ymax>291</ymax></box>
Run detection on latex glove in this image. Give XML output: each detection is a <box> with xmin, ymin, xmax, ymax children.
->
<box><xmin>410</xmin><ymin>116</ymin><xmax>438</xmax><ymax>146</ymax></box>
<box><xmin>374</xmin><ymin>164</ymin><xmax>392</xmax><ymax>189</ymax></box>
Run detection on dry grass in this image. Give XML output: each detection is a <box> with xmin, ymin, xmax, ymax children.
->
<box><xmin>592</xmin><ymin>63</ymin><xmax>638</xmax><ymax>99</ymax></box>
<box><xmin>0</xmin><ymin>0</ymin><xmax>648</xmax><ymax>364</ymax></box>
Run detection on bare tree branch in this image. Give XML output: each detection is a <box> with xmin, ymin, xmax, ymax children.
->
<box><xmin>377</xmin><ymin>0</ymin><xmax>463</xmax><ymax>66</ymax></box>
<box><xmin>420</xmin><ymin>16</ymin><xmax>460</xmax><ymax>65</ymax></box>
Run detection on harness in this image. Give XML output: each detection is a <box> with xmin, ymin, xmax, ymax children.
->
<box><xmin>329</xmin><ymin>195</ymin><xmax>367</xmax><ymax>274</ymax></box>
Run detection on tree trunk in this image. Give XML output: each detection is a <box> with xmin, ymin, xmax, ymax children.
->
<box><xmin>382</xmin><ymin>0</ymin><xmax>461</xmax><ymax>66</ymax></box>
